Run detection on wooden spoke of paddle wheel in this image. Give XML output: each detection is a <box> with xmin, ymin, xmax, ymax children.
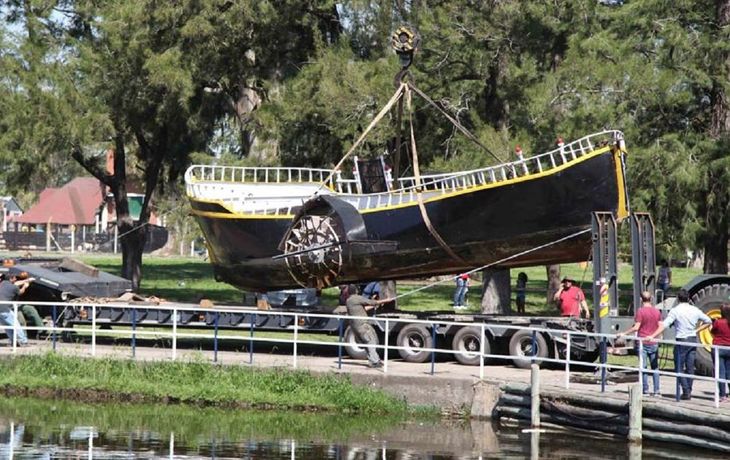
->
<box><xmin>283</xmin><ymin>214</ymin><xmax>344</xmax><ymax>289</ymax></box>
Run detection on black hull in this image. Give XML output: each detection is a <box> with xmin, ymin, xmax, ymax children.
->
<box><xmin>191</xmin><ymin>148</ymin><xmax>628</xmax><ymax>290</ymax></box>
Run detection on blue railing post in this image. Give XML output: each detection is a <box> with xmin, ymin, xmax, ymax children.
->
<box><xmin>131</xmin><ymin>308</ymin><xmax>137</xmax><ymax>358</ymax></box>
<box><xmin>52</xmin><ymin>304</ymin><xmax>57</xmax><ymax>352</ymax></box>
<box><xmin>600</xmin><ymin>336</ymin><xmax>607</xmax><ymax>393</ymax></box>
<box><xmin>214</xmin><ymin>312</ymin><xmax>219</xmax><ymax>363</ymax></box>
<box><xmin>249</xmin><ymin>315</ymin><xmax>255</xmax><ymax>364</ymax></box>
<box><xmin>675</xmin><ymin>341</ymin><xmax>682</xmax><ymax>402</ymax></box>
<box><xmin>337</xmin><ymin>318</ymin><xmax>343</xmax><ymax>370</ymax></box>
<box><xmin>531</xmin><ymin>329</ymin><xmax>537</xmax><ymax>363</ymax></box>
<box><xmin>430</xmin><ymin>323</ymin><xmax>436</xmax><ymax>376</ymax></box>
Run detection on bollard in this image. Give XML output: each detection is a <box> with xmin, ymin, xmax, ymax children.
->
<box><xmin>675</xmin><ymin>345</ymin><xmax>682</xmax><ymax>402</ymax></box>
<box><xmin>531</xmin><ymin>363</ymin><xmax>540</xmax><ymax>428</ymax></box>
<box><xmin>628</xmin><ymin>384</ymin><xmax>642</xmax><ymax>442</ymax></box>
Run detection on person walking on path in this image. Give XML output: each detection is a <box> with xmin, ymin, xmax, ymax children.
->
<box><xmin>553</xmin><ymin>277</ymin><xmax>590</xmax><ymax>319</ymax></box>
<box><xmin>711</xmin><ymin>304</ymin><xmax>730</xmax><ymax>402</ymax></box>
<box><xmin>345</xmin><ymin>285</ymin><xmax>393</xmax><ymax>368</ymax></box>
<box><xmin>646</xmin><ymin>289</ymin><xmax>712</xmax><ymax>400</ymax></box>
<box><xmin>453</xmin><ymin>273</ymin><xmax>469</xmax><ymax>310</ymax></box>
<box><xmin>617</xmin><ymin>291</ymin><xmax>662</xmax><ymax>396</ymax></box>
<box><xmin>0</xmin><ymin>272</ymin><xmax>33</xmax><ymax>346</ymax></box>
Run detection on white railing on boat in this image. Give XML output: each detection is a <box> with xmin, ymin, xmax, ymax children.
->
<box><xmin>185</xmin><ymin>130</ymin><xmax>623</xmax><ymax>214</ymax></box>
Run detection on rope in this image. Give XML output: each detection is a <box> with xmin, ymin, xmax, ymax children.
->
<box><xmin>393</xmin><ymin>228</ymin><xmax>591</xmax><ymax>300</ymax></box>
<box><xmin>315</xmin><ymin>83</ymin><xmax>406</xmax><ymax>194</ymax></box>
<box><xmin>406</xmin><ymin>85</ymin><xmax>466</xmax><ymax>265</ymax></box>
<box><xmin>407</xmin><ymin>82</ymin><xmax>504</xmax><ymax>163</ymax></box>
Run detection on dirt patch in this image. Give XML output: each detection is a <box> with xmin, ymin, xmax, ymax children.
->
<box><xmin>0</xmin><ymin>385</ymin><xmax>334</xmax><ymax>412</ymax></box>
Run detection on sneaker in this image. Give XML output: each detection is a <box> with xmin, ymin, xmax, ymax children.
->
<box><xmin>680</xmin><ymin>393</ymin><xmax>691</xmax><ymax>400</ymax></box>
<box><xmin>720</xmin><ymin>396</ymin><xmax>728</xmax><ymax>403</ymax></box>
<box><xmin>368</xmin><ymin>361</ymin><xmax>384</xmax><ymax>369</ymax></box>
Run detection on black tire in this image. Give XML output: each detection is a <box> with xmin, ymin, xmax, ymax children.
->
<box><xmin>396</xmin><ymin>324</ymin><xmax>433</xmax><ymax>363</ymax></box>
<box><xmin>690</xmin><ymin>283</ymin><xmax>730</xmax><ymax>375</ymax></box>
<box><xmin>508</xmin><ymin>330</ymin><xmax>550</xmax><ymax>369</ymax></box>
<box><xmin>451</xmin><ymin>326</ymin><xmax>491</xmax><ymax>366</ymax></box>
<box><xmin>343</xmin><ymin>324</ymin><xmax>379</xmax><ymax>360</ymax></box>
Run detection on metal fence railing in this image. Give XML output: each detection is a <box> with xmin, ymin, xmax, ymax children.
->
<box><xmin>0</xmin><ymin>300</ymin><xmax>727</xmax><ymax>409</ymax></box>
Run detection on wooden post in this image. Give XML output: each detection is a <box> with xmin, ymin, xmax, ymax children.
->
<box><xmin>628</xmin><ymin>384</ymin><xmax>642</xmax><ymax>442</ymax></box>
<box><xmin>71</xmin><ymin>224</ymin><xmax>76</xmax><ymax>253</ymax></box>
<box><xmin>531</xmin><ymin>363</ymin><xmax>540</xmax><ymax>428</ymax></box>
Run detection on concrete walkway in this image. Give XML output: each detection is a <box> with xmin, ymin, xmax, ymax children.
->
<box><xmin>2</xmin><ymin>336</ymin><xmax>728</xmax><ymax>417</ymax></box>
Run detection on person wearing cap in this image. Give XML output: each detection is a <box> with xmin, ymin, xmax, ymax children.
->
<box><xmin>514</xmin><ymin>145</ymin><xmax>529</xmax><ymax>175</ymax></box>
<box><xmin>0</xmin><ymin>272</ymin><xmax>33</xmax><ymax>345</ymax></box>
<box><xmin>553</xmin><ymin>277</ymin><xmax>589</xmax><ymax>318</ymax></box>
<box><xmin>345</xmin><ymin>285</ymin><xmax>393</xmax><ymax>368</ymax></box>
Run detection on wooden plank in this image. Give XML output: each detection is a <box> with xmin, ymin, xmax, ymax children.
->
<box><xmin>60</xmin><ymin>257</ymin><xmax>99</xmax><ymax>277</ymax></box>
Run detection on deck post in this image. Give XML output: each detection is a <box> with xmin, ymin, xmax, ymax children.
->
<box><xmin>530</xmin><ymin>363</ymin><xmax>540</xmax><ymax>428</ymax></box>
<box><xmin>628</xmin><ymin>384</ymin><xmax>642</xmax><ymax>443</ymax></box>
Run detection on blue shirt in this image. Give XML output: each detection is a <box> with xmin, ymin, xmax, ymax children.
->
<box><xmin>662</xmin><ymin>302</ymin><xmax>712</xmax><ymax>339</ymax></box>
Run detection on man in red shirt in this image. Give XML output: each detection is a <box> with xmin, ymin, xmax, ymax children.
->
<box><xmin>617</xmin><ymin>291</ymin><xmax>662</xmax><ymax>396</ymax></box>
<box><xmin>553</xmin><ymin>277</ymin><xmax>589</xmax><ymax>318</ymax></box>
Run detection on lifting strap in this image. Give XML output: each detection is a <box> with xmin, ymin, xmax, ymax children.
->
<box><xmin>316</xmin><ymin>83</ymin><xmax>407</xmax><ymax>194</ymax></box>
<box><xmin>406</xmin><ymin>85</ymin><xmax>466</xmax><ymax>265</ymax></box>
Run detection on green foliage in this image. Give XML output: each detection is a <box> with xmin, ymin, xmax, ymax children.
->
<box><xmin>0</xmin><ymin>353</ymin><xmax>423</xmax><ymax>415</ymax></box>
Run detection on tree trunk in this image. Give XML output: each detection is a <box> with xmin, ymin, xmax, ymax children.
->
<box><xmin>546</xmin><ymin>265</ymin><xmax>561</xmax><ymax>307</ymax></box>
<box><xmin>703</xmin><ymin>0</ymin><xmax>730</xmax><ymax>274</ymax></box>
<box><xmin>380</xmin><ymin>280</ymin><xmax>398</xmax><ymax>312</ymax></box>
<box><xmin>481</xmin><ymin>268</ymin><xmax>511</xmax><ymax>314</ymax></box>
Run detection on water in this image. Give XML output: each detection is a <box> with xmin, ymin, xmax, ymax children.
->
<box><xmin>0</xmin><ymin>396</ymin><xmax>722</xmax><ymax>459</ymax></box>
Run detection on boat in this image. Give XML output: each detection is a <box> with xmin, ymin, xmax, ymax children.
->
<box><xmin>184</xmin><ymin>130</ymin><xmax>630</xmax><ymax>291</ymax></box>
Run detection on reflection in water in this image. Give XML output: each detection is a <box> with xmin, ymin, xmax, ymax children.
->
<box><xmin>0</xmin><ymin>396</ymin><xmax>724</xmax><ymax>459</ymax></box>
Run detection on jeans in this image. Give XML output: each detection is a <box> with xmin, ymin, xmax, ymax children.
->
<box><xmin>453</xmin><ymin>278</ymin><xmax>467</xmax><ymax>306</ymax></box>
<box><xmin>716</xmin><ymin>347</ymin><xmax>730</xmax><ymax>398</ymax></box>
<box><xmin>639</xmin><ymin>343</ymin><xmax>660</xmax><ymax>394</ymax></box>
<box><xmin>674</xmin><ymin>338</ymin><xmax>697</xmax><ymax>395</ymax></box>
<box><xmin>0</xmin><ymin>310</ymin><xmax>27</xmax><ymax>345</ymax></box>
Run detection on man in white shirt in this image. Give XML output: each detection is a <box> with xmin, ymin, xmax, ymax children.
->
<box><xmin>646</xmin><ymin>289</ymin><xmax>712</xmax><ymax>400</ymax></box>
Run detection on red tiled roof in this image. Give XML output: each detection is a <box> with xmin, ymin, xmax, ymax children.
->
<box><xmin>14</xmin><ymin>177</ymin><xmax>104</xmax><ymax>225</ymax></box>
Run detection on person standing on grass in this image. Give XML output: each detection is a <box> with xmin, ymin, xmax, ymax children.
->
<box><xmin>453</xmin><ymin>273</ymin><xmax>469</xmax><ymax>310</ymax></box>
<box><xmin>515</xmin><ymin>272</ymin><xmax>528</xmax><ymax>314</ymax></box>
<box><xmin>0</xmin><ymin>272</ymin><xmax>32</xmax><ymax>346</ymax></box>
<box><xmin>345</xmin><ymin>285</ymin><xmax>393</xmax><ymax>368</ymax></box>
<box><xmin>657</xmin><ymin>260</ymin><xmax>672</xmax><ymax>295</ymax></box>
<box><xmin>645</xmin><ymin>289</ymin><xmax>712</xmax><ymax>400</ymax></box>
<box><xmin>711</xmin><ymin>304</ymin><xmax>730</xmax><ymax>402</ymax></box>
<box><xmin>553</xmin><ymin>277</ymin><xmax>590</xmax><ymax>319</ymax></box>
<box><xmin>616</xmin><ymin>291</ymin><xmax>662</xmax><ymax>396</ymax></box>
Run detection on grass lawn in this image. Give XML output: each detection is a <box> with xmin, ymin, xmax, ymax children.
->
<box><xmin>76</xmin><ymin>254</ymin><xmax>702</xmax><ymax>316</ymax></box>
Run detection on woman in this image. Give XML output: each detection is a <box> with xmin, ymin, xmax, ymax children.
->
<box><xmin>711</xmin><ymin>304</ymin><xmax>730</xmax><ymax>402</ymax></box>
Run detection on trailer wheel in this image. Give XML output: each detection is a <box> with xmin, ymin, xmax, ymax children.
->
<box><xmin>691</xmin><ymin>283</ymin><xmax>730</xmax><ymax>375</ymax></box>
<box><xmin>452</xmin><ymin>326</ymin><xmax>491</xmax><ymax>366</ymax></box>
<box><xmin>396</xmin><ymin>324</ymin><xmax>433</xmax><ymax>363</ymax></box>
<box><xmin>508</xmin><ymin>330</ymin><xmax>549</xmax><ymax>369</ymax></box>
<box><xmin>343</xmin><ymin>324</ymin><xmax>380</xmax><ymax>360</ymax></box>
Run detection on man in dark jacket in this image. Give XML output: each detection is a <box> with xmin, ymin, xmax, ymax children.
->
<box><xmin>0</xmin><ymin>272</ymin><xmax>33</xmax><ymax>345</ymax></box>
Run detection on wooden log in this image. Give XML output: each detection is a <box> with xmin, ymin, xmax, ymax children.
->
<box><xmin>540</xmin><ymin>400</ymin><xmax>626</xmax><ymax>423</ymax></box>
<box><xmin>628</xmin><ymin>384</ymin><xmax>642</xmax><ymax>442</ymax></box>
<box><xmin>643</xmin><ymin>430</ymin><xmax>730</xmax><ymax>453</ymax></box>
<box><xmin>643</xmin><ymin>402</ymin><xmax>730</xmax><ymax>429</ymax></box>
<box><xmin>498</xmin><ymin>405</ymin><xmax>628</xmax><ymax>436</ymax></box>
<box><xmin>60</xmin><ymin>257</ymin><xmax>99</xmax><ymax>277</ymax></box>
<box><xmin>643</xmin><ymin>417</ymin><xmax>730</xmax><ymax>445</ymax></box>
<box><xmin>499</xmin><ymin>393</ymin><xmax>530</xmax><ymax>407</ymax></box>
<box><xmin>502</xmin><ymin>382</ymin><xmax>628</xmax><ymax>411</ymax></box>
